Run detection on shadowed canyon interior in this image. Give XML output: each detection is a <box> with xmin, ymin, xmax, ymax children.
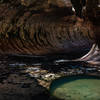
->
<box><xmin>0</xmin><ymin>1</ymin><xmax>100</xmax><ymax>100</ymax></box>
<box><xmin>0</xmin><ymin>0</ymin><xmax>99</xmax><ymax>63</ymax></box>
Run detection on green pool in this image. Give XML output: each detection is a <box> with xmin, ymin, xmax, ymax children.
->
<box><xmin>50</xmin><ymin>75</ymin><xmax>100</xmax><ymax>100</ymax></box>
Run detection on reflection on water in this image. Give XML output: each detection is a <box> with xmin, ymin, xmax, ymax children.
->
<box><xmin>1</xmin><ymin>54</ymin><xmax>100</xmax><ymax>99</ymax></box>
<box><xmin>8</xmin><ymin>54</ymin><xmax>100</xmax><ymax>80</ymax></box>
<box><xmin>50</xmin><ymin>75</ymin><xmax>100</xmax><ymax>100</ymax></box>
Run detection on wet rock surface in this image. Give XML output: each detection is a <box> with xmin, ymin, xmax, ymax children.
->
<box><xmin>0</xmin><ymin>56</ymin><xmax>49</xmax><ymax>100</ymax></box>
<box><xmin>0</xmin><ymin>0</ymin><xmax>100</xmax><ymax>100</ymax></box>
<box><xmin>0</xmin><ymin>74</ymin><xmax>49</xmax><ymax>100</ymax></box>
<box><xmin>0</xmin><ymin>54</ymin><xmax>100</xmax><ymax>100</ymax></box>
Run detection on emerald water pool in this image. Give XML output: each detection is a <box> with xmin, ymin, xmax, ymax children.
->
<box><xmin>50</xmin><ymin>75</ymin><xmax>100</xmax><ymax>100</ymax></box>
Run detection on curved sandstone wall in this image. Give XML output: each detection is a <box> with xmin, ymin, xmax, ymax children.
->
<box><xmin>0</xmin><ymin>0</ymin><xmax>95</xmax><ymax>55</ymax></box>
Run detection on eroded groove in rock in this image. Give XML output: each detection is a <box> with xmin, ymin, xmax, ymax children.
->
<box><xmin>0</xmin><ymin>1</ymin><xmax>94</xmax><ymax>56</ymax></box>
<box><xmin>78</xmin><ymin>44</ymin><xmax>100</xmax><ymax>65</ymax></box>
<box><xmin>0</xmin><ymin>0</ymin><xmax>100</xmax><ymax>66</ymax></box>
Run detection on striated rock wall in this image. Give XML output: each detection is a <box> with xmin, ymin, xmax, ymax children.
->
<box><xmin>0</xmin><ymin>0</ymin><xmax>98</xmax><ymax>56</ymax></box>
<box><xmin>85</xmin><ymin>0</ymin><xmax>100</xmax><ymax>47</ymax></box>
<box><xmin>0</xmin><ymin>0</ymin><xmax>94</xmax><ymax>56</ymax></box>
